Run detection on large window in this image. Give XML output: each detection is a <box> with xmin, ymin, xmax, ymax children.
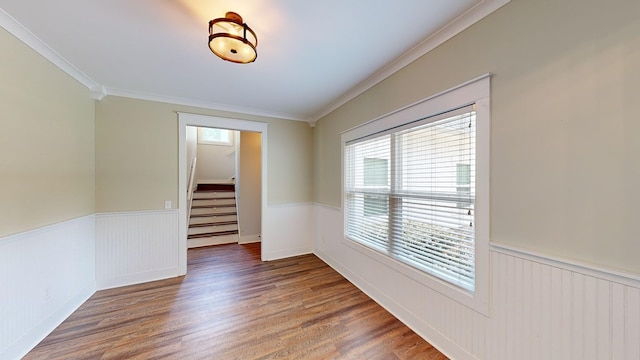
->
<box><xmin>345</xmin><ymin>107</ymin><xmax>476</xmax><ymax>291</ymax></box>
<box><xmin>342</xmin><ymin>75</ymin><xmax>490</xmax><ymax>313</ymax></box>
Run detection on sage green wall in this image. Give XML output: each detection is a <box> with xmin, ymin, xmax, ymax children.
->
<box><xmin>95</xmin><ymin>96</ymin><xmax>312</xmax><ymax>212</ymax></box>
<box><xmin>314</xmin><ymin>0</ymin><xmax>640</xmax><ymax>274</ymax></box>
<box><xmin>238</xmin><ymin>131</ymin><xmax>262</xmax><ymax>237</ymax></box>
<box><xmin>0</xmin><ymin>28</ymin><xmax>95</xmax><ymax>237</ymax></box>
<box><xmin>266</xmin><ymin>120</ymin><xmax>314</xmax><ymax>204</ymax></box>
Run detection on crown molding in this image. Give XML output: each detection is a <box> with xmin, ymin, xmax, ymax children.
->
<box><xmin>104</xmin><ymin>87</ymin><xmax>308</xmax><ymax>122</ymax></box>
<box><xmin>0</xmin><ymin>8</ymin><xmax>306</xmax><ymax>121</ymax></box>
<box><xmin>309</xmin><ymin>0</ymin><xmax>511</xmax><ymax>122</ymax></box>
<box><xmin>1</xmin><ymin>1</ymin><xmax>509</xmax><ymax>125</ymax></box>
<box><xmin>90</xmin><ymin>85</ymin><xmax>107</xmax><ymax>101</ymax></box>
<box><xmin>0</xmin><ymin>8</ymin><xmax>97</xmax><ymax>90</ymax></box>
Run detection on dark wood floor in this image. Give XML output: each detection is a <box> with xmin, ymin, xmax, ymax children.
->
<box><xmin>24</xmin><ymin>243</ymin><xmax>448</xmax><ymax>359</ymax></box>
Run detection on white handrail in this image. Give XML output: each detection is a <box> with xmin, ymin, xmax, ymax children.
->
<box><xmin>187</xmin><ymin>157</ymin><xmax>197</xmax><ymax>221</ymax></box>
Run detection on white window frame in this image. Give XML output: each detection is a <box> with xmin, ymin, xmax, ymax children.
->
<box><xmin>341</xmin><ymin>74</ymin><xmax>491</xmax><ymax>315</ymax></box>
<box><xmin>198</xmin><ymin>127</ymin><xmax>234</xmax><ymax>146</ymax></box>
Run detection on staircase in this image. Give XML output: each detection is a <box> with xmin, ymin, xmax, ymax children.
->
<box><xmin>188</xmin><ymin>183</ymin><xmax>239</xmax><ymax>248</ymax></box>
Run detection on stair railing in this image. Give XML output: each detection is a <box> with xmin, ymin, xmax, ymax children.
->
<box><xmin>187</xmin><ymin>157</ymin><xmax>197</xmax><ymax>220</ymax></box>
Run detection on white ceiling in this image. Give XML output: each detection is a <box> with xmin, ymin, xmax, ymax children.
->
<box><xmin>0</xmin><ymin>1</ymin><xmax>506</xmax><ymax>123</ymax></box>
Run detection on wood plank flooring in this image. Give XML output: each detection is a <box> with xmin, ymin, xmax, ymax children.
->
<box><xmin>24</xmin><ymin>243</ymin><xmax>448</xmax><ymax>360</ymax></box>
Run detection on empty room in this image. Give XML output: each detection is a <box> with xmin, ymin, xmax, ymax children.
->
<box><xmin>1</xmin><ymin>0</ymin><xmax>639</xmax><ymax>359</ymax></box>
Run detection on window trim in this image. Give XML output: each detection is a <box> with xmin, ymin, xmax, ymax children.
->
<box><xmin>341</xmin><ymin>74</ymin><xmax>490</xmax><ymax>315</ymax></box>
<box><xmin>198</xmin><ymin>127</ymin><xmax>234</xmax><ymax>146</ymax></box>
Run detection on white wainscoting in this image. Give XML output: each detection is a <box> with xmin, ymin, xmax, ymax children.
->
<box><xmin>261</xmin><ymin>202</ymin><xmax>313</xmax><ymax>261</ymax></box>
<box><xmin>313</xmin><ymin>204</ymin><xmax>640</xmax><ymax>360</ymax></box>
<box><xmin>0</xmin><ymin>215</ymin><xmax>96</xmax><ymax>360</ymax></box>
<box><xmin>96</xmin><ymin>210</ymin><xmax>180</xmax><ymax>289</ymax></box>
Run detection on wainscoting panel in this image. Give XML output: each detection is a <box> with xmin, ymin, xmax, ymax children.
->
<box><xmin>313</xmin><ymin>204</ymin><xmax>640</xmax><ymax>360</ymax></box>
<box><xmin>261</xmin><ymin>203</ymin><xmax>313</xmax><ymax>261</ymax></box>
<box><xmin>0</xmin><ymin>215</ymin><xmax>96</xmax><ymax>360</ymax></box>
<box><xmin>96</xmin><ymin>210</ymin><xmax>180</xmax><ymax>289</ymax></box>
<box><xmin>490</xmin><ymin>246</ymin><xmax>640</xmax><ymax>360</ymax></box>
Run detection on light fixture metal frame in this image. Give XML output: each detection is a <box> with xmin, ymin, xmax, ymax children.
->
<box><xmin>208</xmin><ymin>12</ymin><xmax>258</xmax><ymax>64</ymax></box>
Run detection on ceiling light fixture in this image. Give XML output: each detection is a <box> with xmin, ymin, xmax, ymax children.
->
<box><xmin>208</xmin><ymin>12</ymin><xmax>258</xmax><ymax>64</ymax></box>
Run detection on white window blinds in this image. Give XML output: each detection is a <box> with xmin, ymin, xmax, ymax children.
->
<box><xmin>345</xmin><ymin>106</ymin><xmax>476</xmax><ymax>292</ymax></box>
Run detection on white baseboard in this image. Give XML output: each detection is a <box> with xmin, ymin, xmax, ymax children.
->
<box><xmin>239</xmin><ymin>234</ymin><xmax>261</xmax><ymax>244</ymax></box>
<box><xmin>262</xmin><ymin>246</ymin><xmax>312</xmax><ymax>261</ymax></box>
<box><xmin>2</xmin><ymin>285</ymin><xmax>95</xmax><ymax>360</ymax></box>
<box><xmin>96</xmin><ymin>268</ymin><xmax>182</xmax><ymax>290</ymax></box>
<box><xmin>314</xmin><ymin>249</ymin><xmax>471</xmax><ymax>360</ymax></box>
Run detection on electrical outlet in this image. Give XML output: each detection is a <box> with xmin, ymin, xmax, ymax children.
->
<box><xmin>164</xmin><ymin>200</ymin><xmax>172</xmax><ymax>209</ymax></box>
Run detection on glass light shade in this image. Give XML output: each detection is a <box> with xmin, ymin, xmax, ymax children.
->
<box><xmin>208</xmin><ymin>12</ymin><xmax>257</xmax><ymax>64</ymax></box>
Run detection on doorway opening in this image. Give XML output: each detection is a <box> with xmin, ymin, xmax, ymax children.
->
<box><xmin>178</xmin><ymin>113</ymin><xmax>268</xmax><ymax>275</ymax></box>
<box><xmin>186</xmin><ymin>126</ymin><xmax>262</xmax><ymax>248</ymax></box>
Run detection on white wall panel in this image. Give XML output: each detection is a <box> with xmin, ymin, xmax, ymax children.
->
<box><xmin>195</xmin><ymin>141</ymin><xmax>236</xmax><ymax>183</ymax></box>
<box><xmin>0</xmin><ymin>215</ymin><xmax>95</xmax><ymax>360</ymax></box>
<box><xmin>626</xmin><ymin>287</ymin><xmax>640</xmax><ymax>359</ymax></box>
<box><xmin>313</xmin><ymin>204</ymin><xmax>640</xmax><ymax>360</ymax></box>
<box><xmin>96</xmin><ymin>210</ymin><xmax>179</xmax><ymax>289</ymax></box>
<box><xmin>261</xmin><ymin>203</ymin><xmax>313</xmax><ymax>260</ymax></box>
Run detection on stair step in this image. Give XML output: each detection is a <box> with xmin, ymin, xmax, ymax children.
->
<box><xmin>196</xmin><ymin>184</ymin><xmax>235</xmax><ymax>192</ymax></box>
<box><xmin>187</xmin><ymin>233</ymin><xmax>239</xmax><ymax>248</ymax></box>
<box><xmin>191</xmin><ymin>207</ymin><xmax>237</xmax><ymax>216</ymax></box>
<box><xmin>188</xmin><ymin>224</ymin><xmax>238</xmax><ymax>236</ymax></box>
<box><xmin>189</xmin><ymin>184</ymin><xmax>238</xmax><ymax>242</ymax></box>
<box><xmin>192</xmin><ymin>195</ymin><xmax>235</xmax><ymax>201</ymax></box>
<box><xmin>191</xmin><ymin>204</ymin><xmax>236</xmax><ymax>209</ymax></box>
<box><xmin>190</xmin><ymin>212</ymin><xmax>237</xmax><ymax>218</ymax></box>
<box><xmin>190</xmin><ymin>221</ymin><xmax>238</xmax><ymax>228</ymax></box>
<box><xmin>188</xmin><ymin>229</ymin><xmax>239</xmax><ymax>239</ymax></box>
<box><xmin>189</xmin><ymin>214</ymin><xmax>237</xmax><ymax>225</ymax></box>
<box><xmin>191</xmin><ymin>201</ymin><xmax>236</xmax><ymax>207</ymax></box>
<box><xmin>192</xmin><ymin>191</ymin><xmax>236</xmax><ymax>200</ymax></box>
